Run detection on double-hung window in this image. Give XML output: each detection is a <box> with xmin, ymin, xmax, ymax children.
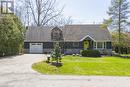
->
<box><xmin>97</xmin><ymin>42</ymin><xmax>102</xmax><ymax>48</ymax></box>
<box><xmin>94</xmin><ymin>42</ymin><xmax>106</xmax><ymax>49</ymax></box>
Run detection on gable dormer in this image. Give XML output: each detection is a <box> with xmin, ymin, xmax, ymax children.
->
<box><xmin>51</xmin><ymin>27</ymin><xmax>63</xmax><ymax>41</ymax></box>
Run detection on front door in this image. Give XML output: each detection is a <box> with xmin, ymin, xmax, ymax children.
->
<box><xmin>83</xmin><ymin>40</ymin><xmax>89</xmax><ymax>50</ymax></box>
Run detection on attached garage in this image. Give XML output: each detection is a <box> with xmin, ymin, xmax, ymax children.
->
<box><xmin>29</xmin><ymin>43</ymin><xmax>43</xmax><ymax>54</ymax></box>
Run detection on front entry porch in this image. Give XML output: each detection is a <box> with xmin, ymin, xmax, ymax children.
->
<box><xmin>83</xmin><ymin>39</ymin><xmax>94</xmax><ymax>50</ymax></box>
<box><xmin>82</xmin><ymin>36</ymin><xmax>110</xmax><ymax>51</ymax></box>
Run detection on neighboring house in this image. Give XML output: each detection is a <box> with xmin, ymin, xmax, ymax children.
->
<box><xmin>24</xmin><ymin>24</ymin><xmax>112</xmax><ymax>54</ymax></box>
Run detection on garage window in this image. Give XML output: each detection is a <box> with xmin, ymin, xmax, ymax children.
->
<box><xmin>37</xmin><ymin>43</ymin><xmax>42</xmax><ymax>45</ymax></box>
<box><xmin>31</xmin><ymin>43</ymin><xmax>36</xmax><ymax>45</ymax></box>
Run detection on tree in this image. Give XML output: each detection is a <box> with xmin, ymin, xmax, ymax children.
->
<box><xmin>112</xmin><ymin>32</ymin><xmax>130</xmax><ymax>54</ymax></box>
<box><xmin>51</xmin><ymin>42</ymin><xmax>62</xmax><ymax>66</ymax></box>
<box><xmin>15</xmin><ymin>0</ymin><xmax>29</xmax><ymax>26</ymax></box>
<box><xmin>108</xmin><ymin>0</ymin><xmax>130</xmax><ymax>40</ymax></box>
<box><xmin>25</xmin><ymin>0</ymin><xmax>63</xmax><ymax>26</ymax></box>
<box><xmin>0</xmin><ymin>15</ymin><xmax>25</xmax><ymax>56</ymax></box>
<box><xmin>15</xmin><ymin>0</ymin><xmax>72</xmax><ymax>27</ymax></box>
<box><xmin>101</xmin><ymin>18</ymin><xmax>112</xmax><ymax>29</ymax></box>
<box><xmin>48</xmin><ymin>16</ymin><xmax>73</xmax><ymax>26</ymax></box>
<box><xmin>106</xmin><ymin>0</ymin><xmax>130</xmax><ymax>53</ymax></box>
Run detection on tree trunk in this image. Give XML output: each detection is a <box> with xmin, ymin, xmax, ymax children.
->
<box><xmin>118</xmin><ymin>0</ymin><xmax>121</xmax><ymax>54</ymax></box>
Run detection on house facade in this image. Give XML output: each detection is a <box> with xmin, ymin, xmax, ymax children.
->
<box><xmin>24</xmin><ymin>24</ymin><xmax>112</xmax><ymax>54</ymax></box>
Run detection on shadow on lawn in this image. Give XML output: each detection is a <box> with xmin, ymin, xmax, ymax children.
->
<box><xmin>46</xmin><ymin>61</ymin><xmax>63</xmax><ymax>67</ymax></box>
<box><xmin>120</xmin><ymin>56</ymin><xmax>130</xmax><ymax>59</ymax></box>
<box><xmin>114</xmin><ymin>54</ymin><xmax>130</xmax><ymax>59</ymax></box>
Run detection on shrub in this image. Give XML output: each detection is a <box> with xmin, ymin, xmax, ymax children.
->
<box><xmin>51</xmin><ymin>42</ymin><xmax>62</xmax><ymax>64</ymax></box>
<box><xmin>81</xmin><ymin>50</ymin><xmax>101</xmax><ymax>57</ymax></box>
<box><xmin>0</xmin><ymin>15</ymin><xmax>25</xmax><ymax>56</ymax></box>
<box><xmin>46</xmin><ymin>55</ymin><xmax>51</xmax><ymax>63</ymax></box>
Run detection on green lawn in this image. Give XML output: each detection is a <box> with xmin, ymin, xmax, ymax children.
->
<box><xmin>121</xmin><ymin>54</ymin><xmax>130</xmax><ymax>56</ymax></box>
<box><xmin>32</xmin><ymin>56</ymin><xmax>130</xmax><ymax>76</ymax></box>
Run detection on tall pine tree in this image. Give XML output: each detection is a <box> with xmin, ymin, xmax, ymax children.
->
<box><xmin>107</xmin><ymin>0</ymin><xmax>130</xmax><ymax>53</ymax></box>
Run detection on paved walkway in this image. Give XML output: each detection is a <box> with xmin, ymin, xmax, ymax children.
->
<box><xmin>0</xmin><ymin>54</ymin><xmax>130</xmax><ymax>87</ymax></box>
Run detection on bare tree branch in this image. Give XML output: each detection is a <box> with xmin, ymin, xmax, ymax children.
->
<box><xmin>27</xmin><ymin>0</ymin><xmax>63</xmax><ymax>26</ymax></box>
<box><xmin>15</xmin><ymin>0</ymin><xmax>72</xmax><ymax>27</ymax></box>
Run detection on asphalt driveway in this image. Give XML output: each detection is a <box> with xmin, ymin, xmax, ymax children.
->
<box><xmin>0</xmin><ymin>54</ymin><xmax>130</xmax><ymax>87</ymax></box>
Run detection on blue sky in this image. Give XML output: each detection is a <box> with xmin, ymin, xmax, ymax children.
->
<box><xmin>57</xmin><ymin>0</ymin><xmax>112</xmax><ymax>24</ymax></box>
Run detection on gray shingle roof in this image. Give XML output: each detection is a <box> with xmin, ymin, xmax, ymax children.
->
<box><xmin>25</xmin><ymin>24</ymin><xmax>111</xmax><ymax>42</ymax></box>
<box><xmin>63</xmin><ymin>25</ymin><xmax>111</xmax><ymax>42</ymax></box>
<box><xmin>25</xmin><ymin>26</ymin><xmax>53</xmax><ymax>42</ymax></box>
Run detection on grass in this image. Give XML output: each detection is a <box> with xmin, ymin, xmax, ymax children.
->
<box><xmin>121</xmin><ymin>54</ymin><xmax>130</xmax><ymax>56</ymax></box>
<box><xmin>32</xmin><ymin>56</ymin><xmax>130</xmax><ymax>76</ymax></box>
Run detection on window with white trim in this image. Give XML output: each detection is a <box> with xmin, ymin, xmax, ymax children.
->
<box><xmin>94</xmin><ymin>42</ymin><xmax>106</xmax><ymax>49</ymax></box>
<box><xmin>94</xmin><ymin>42</ymin><xmax>96</xmax><ymax>48</ymax></box>
<box><xmin>73</xmin><ymin>42</ymin><xmax>79</xmax><ymax>47</ymax></box>
<box><xmin>104</xmin><ymin>42</ymin><xmax>106</xmax><ymax>49</ymax></box>
<box><xmin>97</xmin><ymin>42</ymin><xmax>102</xmax><ymax>48</ymax></box>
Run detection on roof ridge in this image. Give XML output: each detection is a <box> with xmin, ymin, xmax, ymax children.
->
<box><xmin>65</xmin><ymin>24</ymin><xmax>101</xmax><ymax>26</ymax></box>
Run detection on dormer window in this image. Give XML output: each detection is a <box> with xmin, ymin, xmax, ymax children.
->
<box><xmin>51</xmin><ymin>27</ymin><xmax>63</xmax><ymax>41</ymax></box>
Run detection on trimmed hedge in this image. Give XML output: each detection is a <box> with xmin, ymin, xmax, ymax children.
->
<box><xmin>81</xmin><ymin>50</ymin><xmax>101</xmax><ymax>57</ymax></box>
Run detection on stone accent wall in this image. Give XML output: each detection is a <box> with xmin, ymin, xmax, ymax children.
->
<box><xmin>24</xmin><ymin>49</ymin><xmax>29</xmax><ymax>53</ymax></box>
<box><xmin>43</xmin><ymin>49</ymin><xmax>53</xmax><ymax>54</ymax></box>
<box><xmin>64</xmin><ymin>49</ymin><xmax>81</xmax><ymax>55</ymax></box>
<box><xmin>94</xmin><ymin>48</ymin><xmax>112</xmax><ymax>55</ymax></box>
